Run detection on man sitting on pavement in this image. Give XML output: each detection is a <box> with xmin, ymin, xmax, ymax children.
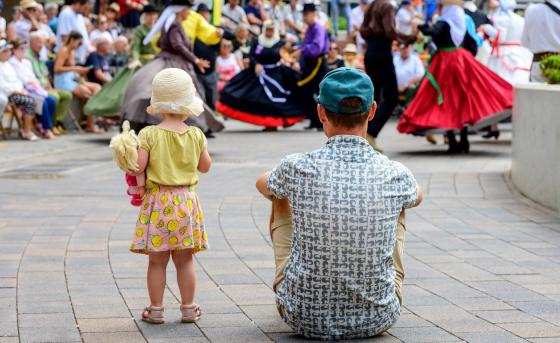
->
<box><xmin>256</xmin><ymin>67</ymin><xmax>423</xmax><ymax>340</ymax></box>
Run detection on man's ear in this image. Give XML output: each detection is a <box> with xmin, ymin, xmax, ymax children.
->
<box><xmin>317</xmin><ymin>104</ymin><xmax>327</xmax><ymax>124</ymax></box>
<box><xmin>367</xmin><ymin>102</ymin><xmax>377</xmax><ymax>122</ymax></box>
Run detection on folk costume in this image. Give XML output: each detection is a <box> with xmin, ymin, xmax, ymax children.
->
<box><xmin>397</xmin><ymin>0</ymin><xmax>513</xmax><ymax>153</ymax></box>
<box><xmin>122</xmin><ymin>1</ymin><xmax>224</xmax><ymax>134</ymax></box>
<box><xmin>480</xmin><ymin>0</ymin><xmax>532</xmax><ymax>85</ymax></box>
<box><xmin>521</xmin><ymin>0</ymin><xmax>560</xmax><ymax>82</ymax></box>
<box><xmin>216</xmin><ymin>23</ymin><xmax>305</xmax><ymax>128</ymax></box>
<box><xmin>298</xmin><ymin>3</ymin><xmax>329</xmax><ymax>130</ymax></box>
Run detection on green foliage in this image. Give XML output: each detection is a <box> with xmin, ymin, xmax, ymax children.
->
<box><xmin>541</xmin><ymin>55</ymin><xmax>560</xmax><ymax>84</ymax></box>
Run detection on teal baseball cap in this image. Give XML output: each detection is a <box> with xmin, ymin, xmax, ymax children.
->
<box><xmin>318</xmin><ymin>67</ymin><xmax>374</xmax><ymax>115</ymax></box>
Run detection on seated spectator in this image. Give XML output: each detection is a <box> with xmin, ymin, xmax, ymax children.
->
<box><xmin>53</xmin><ymin>31</ymin><xmax>102</xmax><ymax>133</ymax></box>
<box><xmin>45</xmin><ymin>1</ymin><xmax>58</xmax><ymax>33</ymax></box>
<box><xmin>106</xmin><ymin>2</ymin><xmax>124</xmax><ymax>39</ymax></box>
<box><xmin>326</xmin><ymin>41</ymin><xmax>344</xmax><ymax>71</ymax></box>
<box><xmin>393</xmin><ymin>40</ymin><xmax>424</xmax><ymax>95</ymax></box>
<box><xmin>9</xmin><ymin>38</ymin><xmax>57</xmax><ymax>139</ymax></box>
<box><xmin>282</xmin><ymin>0</ymin><xmax>303</xmax><ymax>37</ymax></box>
<box><xmin>216</xmin><ymin>39</ymin><xmax>241</xmax><ymax>91</ymax></box>
<box><xmin>89</xmin><ymin>15</ymin><xmax>114</xmax><ymax>47</ymax></box>
<box><xmin>244</xmin><ymin>0</ymin><xmax>267</xmax><ymax>26</ymax></box>
<box><xmin>6</xmin><ymin>7</ymin><xmax>22</xmax><ymax>41</ymax></box>
<box><xmin>36</xmin><ymin>4</ymin><xmax>56</xmax><ymax>49</ymax></box>
<box><xmin>265</xmin><ymin>0</ymin><xmax>284</xmax><ymax>35</ymax></box>
<box><xmin>118</xmin><ymin>0</ymin><xmax>146</xmax><ymax>30</ymax></box>
<box><xmin>256</xmin><ymin>67</ymin><xmax>422</xmax><ymax>340</ymax></box>
<box><xmin>28</xmin><ymin>31</ymin><xmax>72</xmax><ymax>133</ymax></box>
<box><xmin>222</xmin><ymin>0</ymin><xmax>248</xmax><ymax>31</ymax></box>
<box><xmin>233</xmin><ymin>23</ymin><xmax>252</xmax><ymax>69</ymax></box>
<box><xmin>85</xmin><ymin>37</ymin><xmax>112</xmax><ymax>84</ymax></box>
<box><xmin>14</xmin><ymin>0</ymin><xmax>40</xmax><ymax>42</ymax></box>
<box><xmin>109</xmin><ymin>36</ymin><xmax>130</xmax><ymax>75</ymax></box>
<box><xmin>342</xmin><ymin>43</ymin><xmax>363</xmax><ymax>69</ymax></box>
<box><xmin>0</xmin><ymin>39</ymin><xmax>38</xmax><ymax>141</ymax></box>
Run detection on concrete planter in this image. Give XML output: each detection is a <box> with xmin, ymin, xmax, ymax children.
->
<box><xmin>512</xmin><ymin>83</ymin><xmax>560</xmax><ymax>212</ymax></box>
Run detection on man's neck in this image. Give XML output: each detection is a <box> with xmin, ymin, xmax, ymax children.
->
<box><xmin>326</xmin><ymin>127</ymin><xmax>367</xmax><ymax>139</ymax></box>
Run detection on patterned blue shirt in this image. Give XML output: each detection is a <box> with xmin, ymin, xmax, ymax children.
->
<box><xmin>267</xmin><ymin>135</ymin><xmax>418</xmax><ymax>340</ymax></box>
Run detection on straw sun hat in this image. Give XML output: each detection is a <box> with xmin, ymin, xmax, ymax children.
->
<box><xmin>146</xmin><ymin>68</ymin><xmax>204</xmax><ymax>117</ymax></box>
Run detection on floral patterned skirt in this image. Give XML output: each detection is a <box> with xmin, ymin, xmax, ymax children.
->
<box><xmin>130</xmin><ymin>184</ymin><xmax>208</xmax><ymax>255</ymax></box>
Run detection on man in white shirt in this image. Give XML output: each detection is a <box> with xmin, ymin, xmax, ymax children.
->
<box><xmin>393</xmin><ymin>41</ymin><xmax>424</xmax><ymax>94</ymax></box>
<box><xmin>396</xmin><ymin>0</ymin><xmax>415</xmax><ymax>34</ymax></box>
<box><xmin>222</xmin><ymin>0</ymin><xmax>248</xmax><ymax>31</ymax></box>
<box><xmin>55</xmin><ymin>0</ymin><xmax>90</xmax><ymax>64</ymax></box>
<box><xmin>349</xmin><ymin>0</ymin><xmax>368</xmax><ymax>52</ymax></box>
<box><xmin>521</xmin><ymin>0</ymin><xmax>560</xmax><ymax>82</ymax></box>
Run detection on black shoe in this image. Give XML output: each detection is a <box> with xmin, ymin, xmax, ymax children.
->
<box><xmin>446</xmin><ymin>132</ymin><xmax>461</xmax><ymax>154</ymax></box>
<box><xmin>204</xmin><ymin>130</ymin><xmax>215</xmax><ymax>138</ymax></box>
<box><xmin>460</xmin><ymin>128</ymin><xmax>470</xmax><ymax>153</ymax></box>
<box><xmin>482</xmin><ymin>130</ymin><xmax>500</xmax><ymax>140</ymax></box>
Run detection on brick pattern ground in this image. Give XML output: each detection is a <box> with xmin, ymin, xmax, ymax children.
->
<box><xmin>1</xmin><ymin>121</ymin><xmax>559</xmax><ymax>342</ymax></box>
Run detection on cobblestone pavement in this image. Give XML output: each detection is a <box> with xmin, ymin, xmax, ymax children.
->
<box><xmin>1</xmin><ymin>121</ymin><xmax>560</xmax><ymax>343</ymax></box>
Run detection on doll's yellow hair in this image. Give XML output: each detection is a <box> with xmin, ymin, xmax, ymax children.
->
<box><xmin>109</xmin><ymin>121</ymin><xmax>140</xmax><ymax>172</ymax></box>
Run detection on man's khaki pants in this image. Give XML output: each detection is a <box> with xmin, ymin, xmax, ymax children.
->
<box><xmin>270</xmin><ymin>198</ymin><xmax>407</xmax><ymax>315</ymax></box>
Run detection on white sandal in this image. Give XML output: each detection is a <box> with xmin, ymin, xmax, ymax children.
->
<box><xmin>141</xmin><ymin>305</ymin><xmax>164</xmax><ymax>324</ymax></box>
<box><xmin>180</xmin><ymin>303</ymin><xmax>202</xmax><ymax>323</ymax></box>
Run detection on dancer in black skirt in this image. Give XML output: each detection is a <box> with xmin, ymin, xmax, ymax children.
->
<box><xmin>216</xmin><ymin>21</ymin><xmax>305</xmax><ymax>131</ymax></box>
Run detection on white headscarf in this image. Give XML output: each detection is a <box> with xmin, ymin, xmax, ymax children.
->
<box><xmin>143</xmin><ymin>5</ymin><xmax>187</xmax><ymax>45</ymax></box>
<box><xmin>258</xmin><ymin>25</ymin><xmax>280</xmax><ymax>48</ymax></box>
<box><xmin>439</xmin><ymin>5</ymin><xmax>467</xmax><ymax>47</ymax></box>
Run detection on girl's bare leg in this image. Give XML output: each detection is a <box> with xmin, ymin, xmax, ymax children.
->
<box><xmin>147</xmin><ymin>251</ymin><xmax>171</xmax><ymax>308</ymax></box>
<box><xmin>171</xmin><ymin>250</ymin><xmax>196</xmax><ymax>305</ymax></box>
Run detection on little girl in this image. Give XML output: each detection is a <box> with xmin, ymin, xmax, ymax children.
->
<box><xmin>127</xmin><ymin>68</ymin><xmax>212</xmax><ymax>324</ymax></box>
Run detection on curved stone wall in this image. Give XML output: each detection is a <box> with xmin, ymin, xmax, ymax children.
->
<box><xmin>512</xmin><ymin>83</ymin><xmax>560</xmax><ymax>212</ymax></box>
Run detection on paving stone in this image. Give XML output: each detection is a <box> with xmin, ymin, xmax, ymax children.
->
<box><xmin>197</xmin><ymin>313</ymin><xmax>254</xmax><ymax>328</ymax></box>
<box><xmin>388</xmin><ymin>327</ymin><xmax>462</xmax><ymax>342</ymax></box>
<box><xmin>220</xmin><ymin>284</ymin><xmax>275</xmax><ymax>305</ymax></box>
<box><xmin>18</xmin><ymin>301</ymin><xmax>73</xmax><ymax>314</ymax></box>
<box><xmin>135</xmin><ymin>320</ymin><xmax>205</xmax><ymax>338</ymax></box>
<box><xmin>77</xmin><ymin>318</ymin><xmax>137</xmax><ymax>333</ymax></box>
<box><xmin>82</xmin><ymin>332</ymin><xmax>146</xmax><ymax>343</ymax></box>
<box><xmin>474</xmin><ymin>310</ymin><xmax>541</xmax><ymax>324</ymax></box>
<box><xmin>499</xmin><ymin>322</ymin><xmax>560</xmax><ymax>338</ymax></box>
<box><xmin>456</xmin><ymin>329</ymin><xmax>529</xmax><ymax>342</ymax></box>
<box><xmin>201</xmin><ymin>326</ymin><xmax>272</xmax><ymax>342</ymax></box>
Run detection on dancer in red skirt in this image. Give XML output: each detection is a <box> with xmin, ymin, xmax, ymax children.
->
<box><xmin>397</xmin><ymin>0</ymin><xmax>513</xmax><ymax>153</ymax></box>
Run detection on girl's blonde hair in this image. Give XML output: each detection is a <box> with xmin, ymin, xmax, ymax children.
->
<box><xmin>109</xmin><ymin>121</ymin><xmax>140</xmax><ymax>172</ymax></box>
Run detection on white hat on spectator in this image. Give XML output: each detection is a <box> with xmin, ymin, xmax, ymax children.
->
<box><xmin>146</xmin><ymin>68</ymin><xmax>204</xmax><ymax>117</ymax></box>
<box><xmin>20</xmin><ymin>0</ymin><xmax>39</xmax><ymax>9</ymax></box>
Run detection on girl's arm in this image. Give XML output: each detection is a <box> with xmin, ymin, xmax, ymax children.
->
<box><xmin>128</xmin><ymin>147</ymin><xmax>149</xmax><ymax>176</ymax></box>
<box><xmin>197</xmin><ymin>149</ymin><xmax>212</xmax><ymax>173</ymax></box>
